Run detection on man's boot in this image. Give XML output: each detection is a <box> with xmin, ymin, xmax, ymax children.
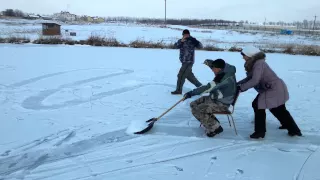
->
<box><xmin>206</xmin><ymin>126</ymin><xmax>223</xmax><ymax>137</ymax></box>
<box><xmin>171</xmin><ymin>90</ymin><xmax>182</xmax><ymax>95</ymax></box>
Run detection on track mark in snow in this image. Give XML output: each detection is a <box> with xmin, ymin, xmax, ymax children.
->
<box><xmin>0</xmin><ymin>150</ymin><xmax>11</xmax><ymax>157</ymax></box>
<box><xmin>66</xmin><ymin>141</ymin><xmax>257</xmax><ymax>180</ymax></box>
<box><xmin>295</xmin><ymin>151</ymin><xmax>315</xmax><ymax>180</ymax></box>
<box><xmin>0</xmin><ymin>129</ymin><xmax>137</xmax><ymax>177</ymax></box>
<box><xmin>8</xmin><ymin>68</ymin><xmax>112</xmax><ymax>88</ymax></box>
<box><xmin>22</xmin><ymin>82</ymin><xmax>175</xmax><ymax>110</ymax></box>
<box><xmin>17</xmin><ymin>67</ymin><xmax>176</xmax><ymax>110</ymax></box>
<box><xmin>19</xmin><ymin>130</ymin><xmax>71</xmax><ymax>152</ymax></box>
<box><xmin>26</xmin><ymin>154</ymin><xmax>49</xmax><ymax>171</ymax></box>
<box><xmin>126</xmin><ymin>160</ymin><xmax>133</xmax><ymax>163</ymax></box>
<box><xmin>54</xmin><ymin>131</ymin><xmax>76</xmax><ymax>147</ymax></box>
<box><xmin>8</xmin><ymin>153</ymin><xmax>28</xmax><ymax>169</ymax></box>
<box><xmin>277</xmin><ymin>148</ymin><xmax>292</xmax><ymax>152</ymax></box>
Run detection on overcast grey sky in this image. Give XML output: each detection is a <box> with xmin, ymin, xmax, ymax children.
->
<box><xmin>1</xmin><ymin>0</ymin><xmax>319</xmax><ymax>22</ymax></box>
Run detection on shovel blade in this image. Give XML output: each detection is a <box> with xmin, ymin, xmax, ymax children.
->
<box><xmin>134</xmin><ymin>118</ymin><xmax>156</xmax><ymax>134</ymax></box>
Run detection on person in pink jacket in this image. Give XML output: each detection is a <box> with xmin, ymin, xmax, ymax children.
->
<box><xmin>237</xmin><ymin>46</ymin><xmax>302</xmax><ymax>139</ymax></box>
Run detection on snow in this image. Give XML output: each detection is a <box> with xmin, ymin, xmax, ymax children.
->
<box><xmin>126</xmin><ymin>119</ymin><xmax>150</xmax><ymax>134</ymax></box>
<box><xmin>1</xmin><ymin>19</ymin><xmax>319</xmax><ymax>49</ymax></box>
<box><xmin>0</xmin><ymin>43</ymin><xmax>320</xmax><ymax>180</ymax></box>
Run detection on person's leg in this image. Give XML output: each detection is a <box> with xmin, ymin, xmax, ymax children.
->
<box><xmin>270</xmin><ymin>104</ymin><xmax>302</xmax><ymax>136</ymax></box>
<box><xmin>251</xmin><ymin>95</ymin><xmax>266</xmax><ymax>138</ymax></box>
<box><xmin>190</xmin><ymin>96</ymin><xmax>226</xmax><ymax>137</ymax></box>
<box><xmin>186</xmin><ymin>64</ymin><xmax>202</xmax><ymax>88</ymax></box>
<box><xmin>269</xmin><ymin>109</ymin><xmax>287</xmax><ymax>129</ymax></box>
<box><xmin>172</xmin><ymin>63</ymin><xmax>191</xmax><ymax>94</ymax></box>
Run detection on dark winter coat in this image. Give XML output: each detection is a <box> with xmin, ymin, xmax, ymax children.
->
<box><xmin>189</xmin><ymin>63</ymin><xmax>237</xmax><ymax>106</ymax></box>
<box><xmin>174</xmin><ymin>36</ymin><xmax>203</xmax><ymax>64</ymax></box>
<box><xmin>238</xmin><ymin>52</ymin><xmax>289</xmax><ymax>109</ymax></box>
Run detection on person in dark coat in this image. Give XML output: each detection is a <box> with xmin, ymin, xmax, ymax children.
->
<box><xmin>237</xmin><ymin>46</ymin><xmax>302</xmax><ymax>139</ymax></box>
<box><xmin>171</xmin><ymin>29</ymin><xmax>203</xmax><ymax>95</ymax></box>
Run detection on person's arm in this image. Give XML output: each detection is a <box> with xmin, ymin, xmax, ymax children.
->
<box><xmin>237</xmin><ymin>76</ymin><xmax>251</xmax><ymax>85</ymax></box>
<box><xmin>191</xmin><ymin>38</ymin><xmax>203</xmax><ymax>49</ymax></box>
<box><xmin>174</xmin><ymin>39</ymin><xmax>183</xmax><ymax>49</ymax></box>
<box><xmin>188</xmin><ymin>76</ymin><xmax>232</xmax><ymax>96</ymax></box>
<box><xmin>188</xmin><ymin>82</ymin><xmax>212</xmax><ymax>96</ymax></box>
<box><xmin>239</xmin><ymin>62</ymin><xmax>264</xmax><ymax>92</ymax></box>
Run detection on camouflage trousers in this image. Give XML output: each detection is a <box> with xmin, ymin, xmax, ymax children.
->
<box><xmin>190</xmin><ymin>96</ymin><xmax>229</xmax><ymax>133</ymax></box>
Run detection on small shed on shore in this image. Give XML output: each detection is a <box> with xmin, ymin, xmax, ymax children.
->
<box><xmin>42</xmin><ymin>22</ymin><xmax>61</xmax><ymax>36</ymax></box>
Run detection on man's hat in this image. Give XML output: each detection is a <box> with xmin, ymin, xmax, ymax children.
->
<box><xmin>182</xmin><ymin>29</ymin><xmax>190</xmax><ymax>35</ymax></box>
<box><xmin>204</xmin><ymin>59</ymin><xmax>225</xmax><ymax>69</ymax></box>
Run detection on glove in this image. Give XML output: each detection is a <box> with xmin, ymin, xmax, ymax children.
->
<box><xmin>184</xmin><ymin>92</ymin><xmax>192</xmax><ymax>100</ymax></box>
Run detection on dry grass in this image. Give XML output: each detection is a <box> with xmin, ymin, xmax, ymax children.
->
<box><xmin>293</xmin><ymin>45</ymin><xmax>320</xmax><ymax>56</ymax></box>
<box><xmin>0</xmin><ymin>36</ymin><xmax>31</xmax><ymax>43</ymax></box>
<box><xmin>86</xmin><ymin>33</ymin><xmax>126</xmax><ymax>47</ymax></box>
<box><xmin>33</xmin><ymin>37</ymin><xmax>65</xmax><ymax>44</ymax></box>
<box><xmin>0</xmin><ymin>37</ymin><xmax>5</xmax><ymax>43</ymax></box>
<box><xmin>203</xmin><ymin>44</ymin><xmax>224</xmax><ymax>51</ymax></box>
<box><xmin>129</xmin><ymin>38</ymin><xmax>169</xmax><ymax>49</ymax></box>
<box><xmin>200</xmin><ymin>30</ymin><xmax>212</xmax><ymax>33</ymax></box>
<box><xmin>262</xmin><ymin>43</ymin><xmax>320</xmax><ymax>56</ymax></box>
<box><xmin>228</xmin><ymin>46</ymin><xmax>242</xmax><ymax>52</ymax></box>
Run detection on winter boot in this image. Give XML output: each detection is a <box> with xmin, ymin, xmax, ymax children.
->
<box><xmin>206</xmin><ymin>126</ymin><xmax>223</xmax><ymax>137</ymax></box>
<box><xmin>250</xmin><ymin>132</ymin><xmax>265</xmax><ymax>139</ymax></box>
<box><xmin>288</xmin><ymin>131</ymin><xmax>302</xmax><ymax>137</ymax></box>
<box><xmin>279</xmin><ymin>125</ymin><xmax>287</xmax><ymax>129</ymax></box>
<box><xmin>171</xmin><ymin>90</ymin><xmax>182</xmax><ymax>95</ymax></box>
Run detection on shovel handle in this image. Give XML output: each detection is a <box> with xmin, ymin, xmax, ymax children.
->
<box><xmin>156</xmin><ymin>97</ymin><xmax>186</xmax><ymax>120</ymax></box>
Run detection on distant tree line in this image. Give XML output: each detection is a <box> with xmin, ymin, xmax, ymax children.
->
<box><xmin>1</xmin><ymin>9</ymin><xmax>26</xmax><ymax>17</ymax></box>
<box><xmin>263</xmin><ymin>20</ymin><xmax>319</xmax><ymax>30</ymax></box>
<box><xmin>104</xmin><ymin>17</ymin><xmax>237</xmax><ymax>25</ymax></box>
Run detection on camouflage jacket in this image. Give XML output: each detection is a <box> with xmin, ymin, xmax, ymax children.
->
<box><xmin>174</xmin><ymin>36</ymin><xmax>203</xmax><ymax>64</ymax></box>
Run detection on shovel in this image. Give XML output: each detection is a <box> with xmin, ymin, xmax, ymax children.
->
<box><xmin>134</xmin><ymin>97</ymin><xmax>186</xmax><ymax>134</ymax></box>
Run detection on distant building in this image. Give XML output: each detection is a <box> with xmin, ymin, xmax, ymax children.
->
<box><xmin>53</xmin><ymin>11</ymin><xmax>77</xmax><ymax>22</ymax></box>
<box><xmin>42</xmin><ymin>22</ymin><xmax>61</xmax><ymax>36</ymax></box>
<box><xmin>25</xmin><ymin>14</ymin><xmax>40</xmax><ymax>20</ymax></box>
<box><xmin>40</xmin><ymin>15</ymin><xmax>53</xmax><ymax>20</ymax></box>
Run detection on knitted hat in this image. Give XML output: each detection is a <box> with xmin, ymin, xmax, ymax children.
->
<box><xmin>204</xmin><ymin>59</ymin><xmax>225</xmax><ymax>69</ymax></box>
<box><xmin>241</xmin><ymin>46</ymin><xmax>261</xmax><ymax>57</ymax></box>
<box><xmin>182</xmin><ymin>29</ymin><xmax>190</xmax><ymax>35</ymax></box>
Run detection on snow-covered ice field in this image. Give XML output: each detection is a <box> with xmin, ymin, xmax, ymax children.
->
<box><xmin>1</xmin><ymin>19</ymin><xmax>320</xmax><ymax>49</ymax></box>
<box><xmin>0</xmin><ymin>43</ymin><xmax>320</xmax><ymax>180</ymax></box>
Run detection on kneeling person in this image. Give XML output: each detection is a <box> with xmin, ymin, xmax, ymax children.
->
<box><xmin>184</xmin><ymin>59</ymin><xmax>237</xmax><ymax>137</ymax></box>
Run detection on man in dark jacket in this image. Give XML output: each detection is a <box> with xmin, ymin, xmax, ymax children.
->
<box><xmin>184</xmin><ymin>59</ymin><xmax>237</xmax><ymax>137</ymax></box>
<box><xmin>171</xmin><ymin>29</ymin><xmax>203</xmax><ymax>95</ymax></box>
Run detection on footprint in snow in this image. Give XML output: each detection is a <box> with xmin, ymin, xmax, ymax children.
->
<box><xmin>211</xmin><ymin>156</ymin><xmax>217</xmax><ymax>160</ymax></box>
<box><xmin>236</xmin><ymin>169</ymin><xmax>244</xmax><ymax>174</ymax></box>
<box><xmin>1</xmin><ymin>150</ymin><xmax>11</xmax><ymax>157</ymax></box>
<box><xmin>277</xmin><ymin>148</ymin><xmax>291</xmax><ymax>152</ymax></box>
<box><xmin>237</xmin><ymin>147</ymin><xmax>257</xmax><ymax>158</ymax></box>
<box><xmin>174</xmin><ymin>166</ymin><xmax>183</xmax><ymax>172</ymax></box>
